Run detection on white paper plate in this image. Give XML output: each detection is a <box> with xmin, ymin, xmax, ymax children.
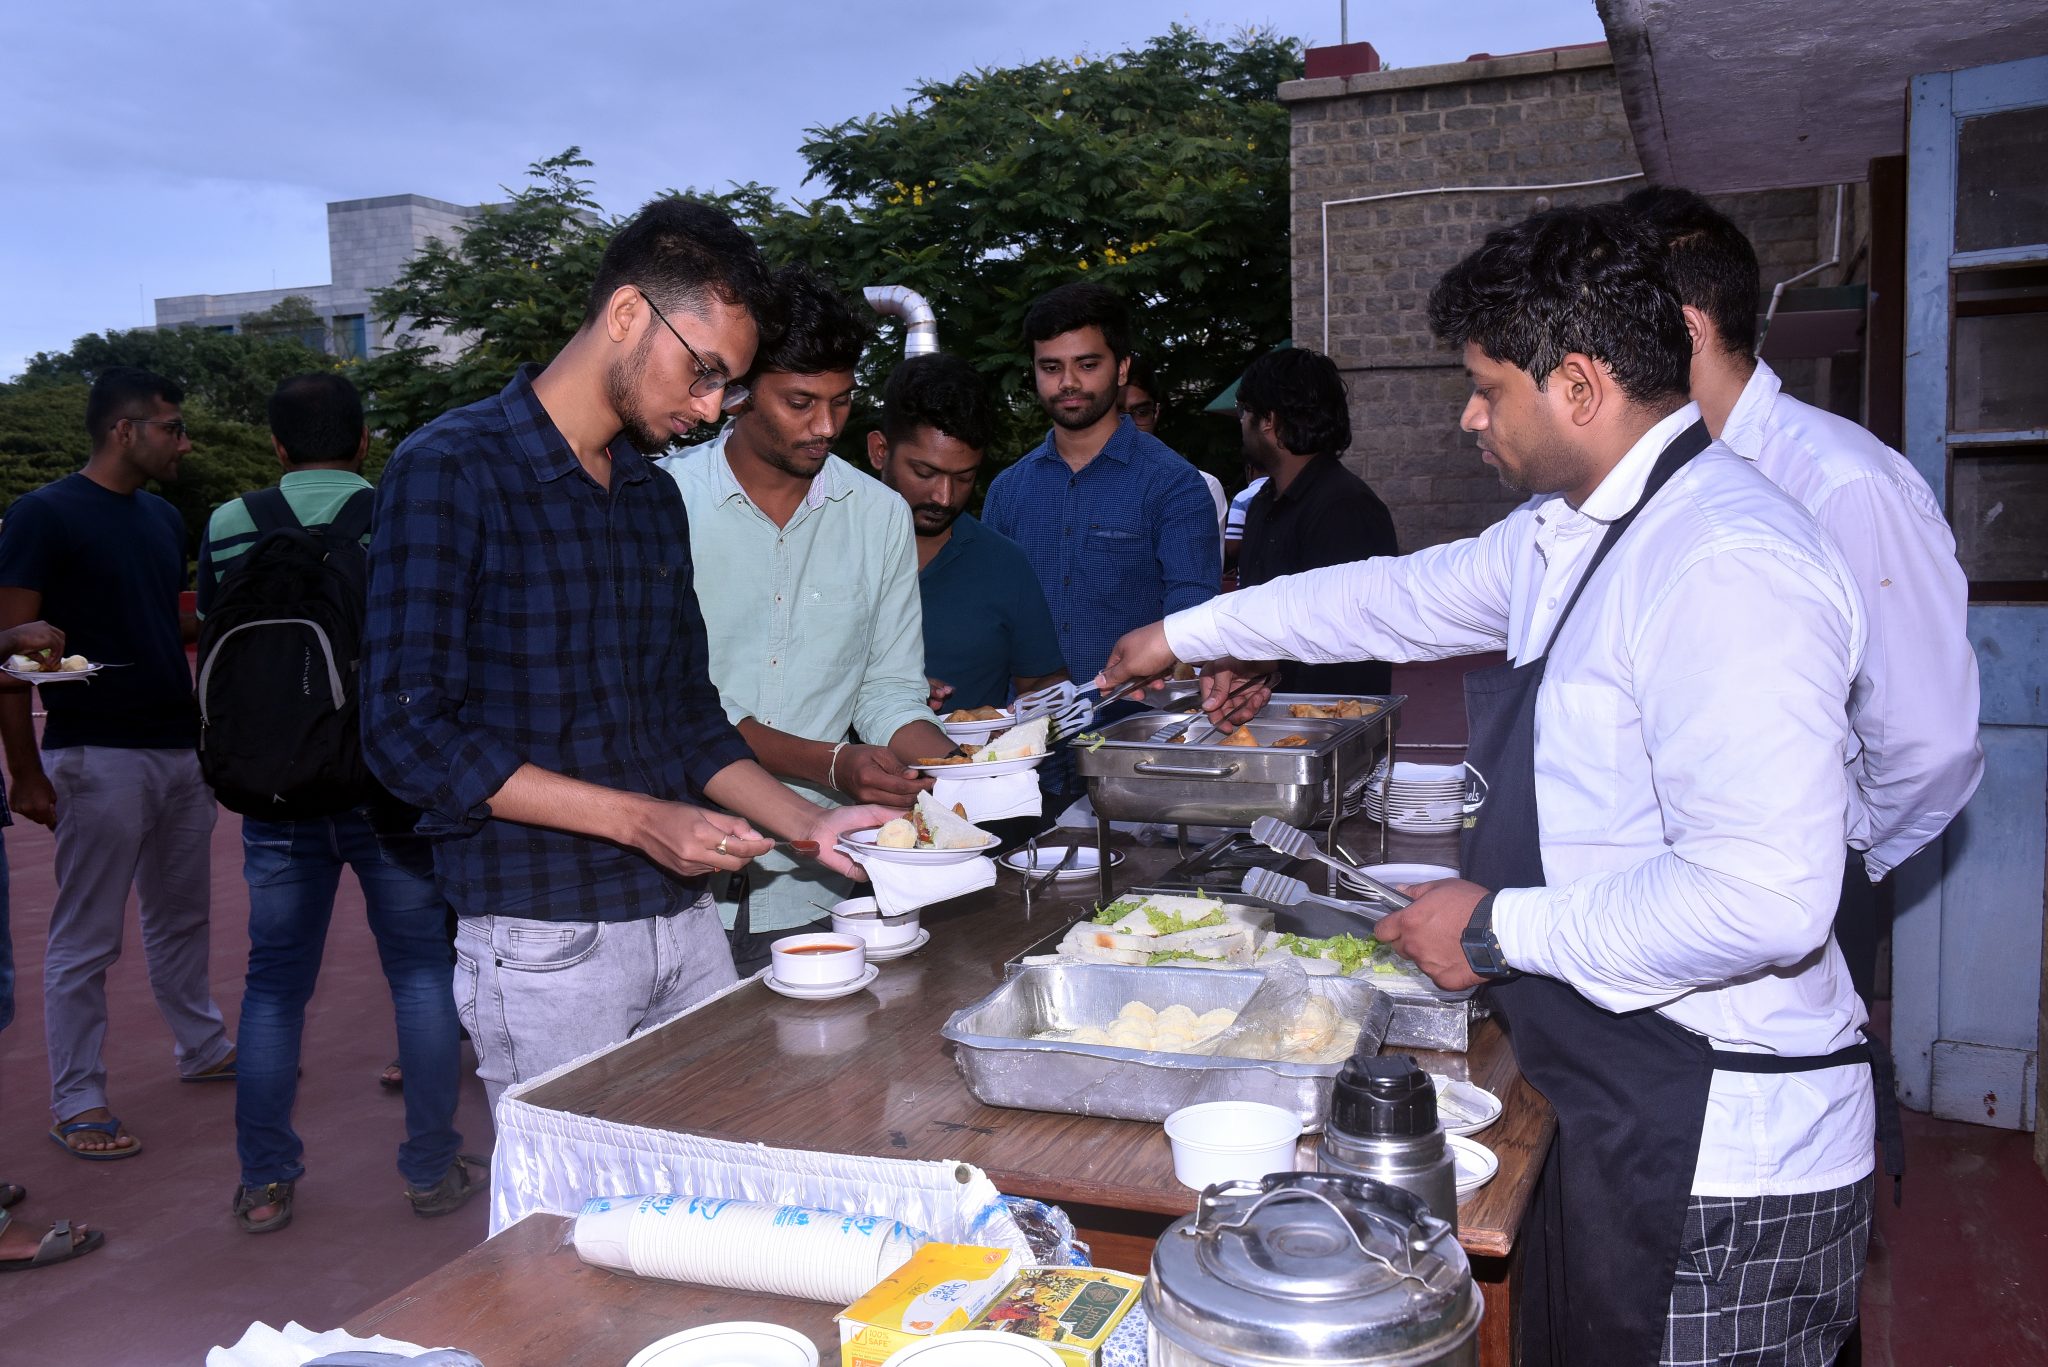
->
<box><xmin>864</xmin><ymin>928</ymin><xmax>931</xmax><ymax>962</ymax></box>
<box><xmin>763</xmin><ymin>964</ymin><xmax>879</xmax><ymax>1000</ymax></box>
<box><xmin>938</xmin><ymin>713</ymin><xmax>1015</xmax><ymax>743</ymax></box>
<box><xmin>913</xmin><ymin>753</ymin><xmax>1047</xmax><ymax>778</ymax></box>
<box><xmin>627</xmin><ymin>1320</ymin><xmax>819</xmax><ymax>1367</ymax></box>
<box><xmin>998</xmin><ymin>846</ymin><xmax>1125</xmax><ymax>879</ymax></box>
<box><xmin>839</xmin><ymin>830</ymin><xmax>1000</xmax><ymax>865</ymax></box>
<box><xmin>1341</xmin><ymin>862</ymin><xmax>1459</xmax><ymax>893</ymax></box>
<box><xmin>1449</xmin><ymin>1133</ymin><xmax>1499</xmax><ymax>1197</ymax></box>
<box><xmin>1430</xmin><ymin>1074</ymin><xmax>1503</xmax><ymax>1136</ymax></box>
<box><xmin>2</xmin><ymin>663</ymin><xmax>103</xmax><ymax>684</ymax></box>
<box><xmin>880</xmin><ymin>1329</ymin><xmax>1066</xmax><ymax>1365</ymax></box>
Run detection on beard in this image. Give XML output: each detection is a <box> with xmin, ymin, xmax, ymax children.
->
<box><xmin>911</xmin><ymin>501</ymin><xmax>962</xmax><ymax>536</ymax></box>
<box><xmin>1045</xmin><ymin>384</ymin><xmax>1119</xmax><ymax>432</ymax></box>
<box><xmin>758</xmin><ymin>439</ymin><xmax>833</xmax><ymax>480</ymax></box>
<box><xmin>605</xmin><ymin>333</ymin><xmax>673</xmax><ymax>455</ymax></box>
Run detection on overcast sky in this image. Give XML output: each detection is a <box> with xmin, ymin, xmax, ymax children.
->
<box><xmin>0</xmin><ymin>1</ymin><xmax>1602</xmax><ymax>380</ymax></box>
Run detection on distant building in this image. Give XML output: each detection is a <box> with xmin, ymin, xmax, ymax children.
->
<box><xmin>153</xmin><ymin>193</ymin><xmax>482</xmax><ymax>360</ymax></box>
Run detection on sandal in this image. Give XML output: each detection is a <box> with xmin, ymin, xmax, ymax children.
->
<box><xmin>231</xmin><ymin>1180</ymin><xmax>296</xmax><ymax>1234</ymax></box>
<box><xmin>0</xmin><ymin>1209</ymin><xmax>105</xmax><ymax>1272</ymax></box>
<box><xmin>49</xmin><ymin>1116</ymin><xmax>141</xmax><ymax>1162</ymax></box>
<box><xmin>405</xmin><ymin>1153</ymin><xmax>489</xmax><ymax>1218</ymax></box>
<box><xmin>182</xmin><ymin>1051</ymin><xmax>238</xmax><ymax>1083</ymax></box>
<box><xmin>379</xmin><ymin>1059</ymin><xmax>403</xmax><ymax>1091</ymax></box>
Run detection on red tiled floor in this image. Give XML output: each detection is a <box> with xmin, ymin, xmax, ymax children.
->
<box><xmin>0</xmin><ymin>657</ymin><xmax>2042</xmax><ymax>1364</ymax></box>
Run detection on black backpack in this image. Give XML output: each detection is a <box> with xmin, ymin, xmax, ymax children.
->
<box><xmin>196</xmin><ymin>485</ymin><xmax>384</xmax><ymax>819</ymax></box>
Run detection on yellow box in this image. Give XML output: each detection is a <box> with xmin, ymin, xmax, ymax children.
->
<box><xmin>964</xmin><ymin>1266</ymin><xmax>1145</xmax><ymax>1366</ymax></box>
<box><xmin>837</xmin><ymin>1243</ymin><xmax>1021</xmax><ymax>1367</ymax></box>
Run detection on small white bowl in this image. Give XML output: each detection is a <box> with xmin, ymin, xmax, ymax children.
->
<box><xmin>769</xmin><ymin>933</ymin><xmax>866</xmax><ymax>988</ymax></box>
<box><xmin>1163</xmin><ymin>1101</ymin><xmax>1305</xmax><ymax>1190</ymax></box>
<box><xmin>829</xmin><ymin>896</ymin><xmax>921</xmax><ymax>949</ymax></box>
<box><xmin>628</xmin><ymin>1320</ymin><xmax>818</xmax><ymax>1367</ymax></box>
<box><xmin>881</xmin><ymin>1330</ymin><xmax>1065</xmax><ymax>1366</ymax></box>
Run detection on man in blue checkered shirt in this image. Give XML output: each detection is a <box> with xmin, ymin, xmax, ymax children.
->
<box><xmin>981</xmin><ymin>283</ymin><xmax>1219</xmax><ymax>691</ymax></box>
<box><xmin>362</xmin><ymin>201</ymin><xmax>891</xmax><ymax>1105</ymax></box>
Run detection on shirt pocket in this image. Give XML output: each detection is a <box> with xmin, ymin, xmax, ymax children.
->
<box><xmin>796</xmin><ymin>582</ymin><xmax>871</xmax><ymax>670</ymax></box>
<box><xmin>1082</xmin><ymin>522</ymin><xmax>1151</xmax><ymax>579</ymax></box>
<box><xmin>1534</xmin><ymin>678</ymin><xmax>1631</xmax><ymax>837</ymax></box>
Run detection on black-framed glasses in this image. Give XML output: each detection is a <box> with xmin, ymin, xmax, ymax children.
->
<box><xmin>636</xmin><ymin>288</ymin><xmax>750</xmax><ymax>408</ymax></box>
<box><xmin>125</xmin><ymin>417</ymin><xmax>189</xmax><ymax>439</ymax></box>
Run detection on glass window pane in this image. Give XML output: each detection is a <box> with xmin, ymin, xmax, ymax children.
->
<box><xmin>1956</xmin><ymin>106</ymin><xmax>2048</xmax><ymax>253</ymax></box>
<box><xmin>1951</xmin><ymin>450</ymin><xmax>2048</xmax><ymax>587</ymax></box>
<box><xmin>1952</xmin><ymin>265</ymin><xmax>2048</xmax><ymax>433</ymax></box>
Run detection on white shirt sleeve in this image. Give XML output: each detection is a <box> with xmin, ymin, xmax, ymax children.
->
<box><xmin>1166</xmin><ymin>516</ymin><xmax>1521</xmax><ymax>666</ymax></box>
<box><xmin>1815</xmin><ymin>475</ymin><xmax>1983</xmax><ymax>878</ymax></box>
<box><xmin>1493</xmin><ymin>547</ymin><xmax>1855</xmax><ymax>1011</ymax></box>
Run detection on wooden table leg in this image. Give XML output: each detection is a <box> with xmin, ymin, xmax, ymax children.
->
<box><xmin>1470</xmin><ymin>1234</ymin><xmax>1524</xmax><ymax>1367</ymax></box>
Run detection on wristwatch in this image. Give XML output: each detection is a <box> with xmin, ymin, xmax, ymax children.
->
<box><xmin>1459</xmin><ymin>892</ymin><xmax>1513</xmax><ymax>979</ymax></box>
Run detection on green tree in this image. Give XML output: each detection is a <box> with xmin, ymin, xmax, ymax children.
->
<box><xmin>20</xmin><ymin>320</ymin><xmax>336</xmax><ymax>428</ymax></box>
<box><xmin>238</xmin><ymin>294</ymin><xmax>331</xmax><ymax>351</ymax></box>
<box><xmin>698</xmin><ymin>24</ymin><xmax>1300</xmax><ymax>474</ymax></box>
<box><xmin>354</xmin><ymin>149</ymin><xmax>612</xmax><ymax>438</ymax></box>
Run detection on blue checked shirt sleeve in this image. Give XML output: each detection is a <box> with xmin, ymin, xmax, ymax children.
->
<box><xmin>362</xmin><ymin>443</ymin><xmax>525</xmax><ymax>835</ymax></box>
<box><xmin>1156</xmin><ymin>464</ymin><xmax>1222</xmax><ymax>616</ymax></box>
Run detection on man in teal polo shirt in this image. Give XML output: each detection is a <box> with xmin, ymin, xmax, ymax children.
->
<box><xmin>867</xmin><ymin>354</ymin><xmax>1066</xmax><ymax>713</ymax></box>
<box><xmin>660</xmin><ymin>267</ymin><xmax>957</xmax><ymax>962</ymax></box>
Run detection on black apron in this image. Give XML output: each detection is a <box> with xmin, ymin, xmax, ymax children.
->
<box><xmin>1458</xmin><ymin>420</ymin><xmax>1903</xmax><ymax>1366</ymax></box>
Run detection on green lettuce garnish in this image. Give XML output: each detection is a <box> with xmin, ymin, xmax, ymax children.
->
<box><xmin>1147</xmin><ymin>949</ymin><xmax>1215</xmax><ymax>965</ymax></box>
<box><xmin>1144</xmin><ymin>907</ymin><xmax>1225</xmax><ymax>935</ymax></box>
<box><xmin>1274</xmin><ymin>931</ymin><xmax>1383</xmax><ymax>976</ymax></box>
<box><xmin>1091</xmin><ymin>897</ymin><xmax>1145</xmax><ymax>925</ymax></box>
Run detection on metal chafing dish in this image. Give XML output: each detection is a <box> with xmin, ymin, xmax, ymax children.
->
<box><xmin>1075</xmin><ymin>695</ymin><xmax>1403</xmax><ymax>903</ymax></box>
<box><xmin>941</xmin><ymin>963</ymin><xmax>1394</xmax><ymax>1130</ymax></box>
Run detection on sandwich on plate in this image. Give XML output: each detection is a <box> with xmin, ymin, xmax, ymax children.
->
<box><xmin>873</xmin><ymin>792</ymin><xmax>995</xmax><ymax>850</ymax></box>
<box><xmin>974</xmin><ymin>716</ymin><xmax>1049</xmax><ymax>762</ymax></box>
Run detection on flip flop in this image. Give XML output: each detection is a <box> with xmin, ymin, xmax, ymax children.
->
<box><xmin>181</xmin><ymin>1053</ymin><xmax>237</xmax><ymax>1083</ymax></box>
<box><xmin>0</xmin><ymin>1210</ymin><xmax>105</xmax><ymax>1272</ymax></box>
<box><xmin>49</xmin><ymin>1117</ymin><xmax>142</xmax><ymax>1162</ymax></box>
<box><xmin>0</xmin><ymin>1184</ymin><xmax>24</xmax><ymax>1209</ymax></box>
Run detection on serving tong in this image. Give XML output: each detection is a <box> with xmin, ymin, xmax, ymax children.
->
<box><xmin>1249</xmin><ymin>816</ymin><xmax>1415</xmax><ymax>910</ymax></box>
<box><xmin>1240</xmin><ymin>867</ymin><xmax>1395</xmax><ymax>930</ymax></box>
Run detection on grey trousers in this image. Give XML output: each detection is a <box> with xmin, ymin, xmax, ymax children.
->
<box><xmin>44</xmin><ymin>745</ymin><xmax>230</xmax><ymax>1120</ymax></box>
<box><xmin>453</xmin><ymin>893</ymin><xmax>738</xmax><ymax>1111</ymax></box>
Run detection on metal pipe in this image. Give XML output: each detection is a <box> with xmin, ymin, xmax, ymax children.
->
<box><xmin>1760</xmin><ymin>183</ymin><xmax>1847</xmax><ymax>345</ymax></box>
<box><xmin>864</xmin><ymin>284</ymin><xmax>940</xmax><ymax>357</ymax></box>
<box><xmin>1318</xmin><ymin>173</ymin><xmax>1646</xmax><ymax>353</ymax></box>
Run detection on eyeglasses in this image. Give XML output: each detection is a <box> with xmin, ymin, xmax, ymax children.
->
<box><xmin>125</xmin><ymin>417</ymin><xmax>189</xmax><ymax>439</ymax></box>
<box><xmin>1123</xmin><ymin>401</ymin><xmax>1160</xmax><ymax>421</ymax></box>
<box><xmin>636</xmin><ymin>289</ymin><xmax>750</xmax><ymax>408</ymax></box>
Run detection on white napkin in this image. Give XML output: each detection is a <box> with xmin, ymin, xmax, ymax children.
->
<box><xmin>207</xmin><ymin>1321</ymin><xmax>478</xmax><ymax>1367</ymax></box>
<box><xmin>856</xmin><ymin>855</ymin><xmax>998</xmax><ymax>915</ymax></box>
<box><xmin>933</xmin><ymin>770</ymin><xmax>1043</xmax><ymax>822</ymax></box>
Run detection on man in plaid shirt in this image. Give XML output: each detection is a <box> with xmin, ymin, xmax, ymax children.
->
<box><xmin>362</xmin><ymin>200</ymin><xmax>890</xmax><ymax>1106</ymax></box>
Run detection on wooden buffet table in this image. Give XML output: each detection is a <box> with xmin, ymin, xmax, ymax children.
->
<box><xmin>503</xmin><ymin>820</ymin><xmax>1552</xmax><ymax>1367</ymax></box>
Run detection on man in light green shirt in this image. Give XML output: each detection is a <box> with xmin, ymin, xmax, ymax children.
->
<box><xmin>658</xmin><ymin>266</ymin><xmax>955</xmax><ymax>957</ymax></box>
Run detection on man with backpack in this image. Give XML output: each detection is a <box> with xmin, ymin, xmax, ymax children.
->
<box><xmin>196</xmin><ymin>373</ymin><xmax>477</xmax><ymax>1234</ymax></box>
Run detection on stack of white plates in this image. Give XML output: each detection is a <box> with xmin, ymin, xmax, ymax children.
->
<box><xmin>1361</xmin><ymin>761</ymin><xmax>1467</xmax><ymax>835</ymax></box>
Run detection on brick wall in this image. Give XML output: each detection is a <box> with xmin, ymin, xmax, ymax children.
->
<box><xmin>1283</xmin><ymin>47</ymin><xmax>1831</xmax><ymax>550</ymax></box>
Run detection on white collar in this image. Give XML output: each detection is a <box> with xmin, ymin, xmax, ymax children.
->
<box><xmin>1718</xmin><ymin>359</ymin><xmax>1783</xmax><ymax>462</ymax></box>
<box><xmin>1572</xmin><ymin>402</ymin><xmax>1705</xmax><ymax>525</ymax></box>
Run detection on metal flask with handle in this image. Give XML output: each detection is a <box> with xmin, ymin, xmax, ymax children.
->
<box><xmin>1316</xmin><ymin>1051</ymin><xmax>1461</xmax><ymax>1229</ymax></box>
<box><xmin>1145</xmin><ymin>1172</ymin><xmax>1481</xmax><ymax>1367</ymax></box>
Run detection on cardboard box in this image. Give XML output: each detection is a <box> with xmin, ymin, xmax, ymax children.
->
<box><xmin>837</xmin><ymin>1243</ymin><xmax>1021</xmax><ymax>1367</ymax></box>
<box><xmin>965</xmin><ymin>1266</ymin><xmax>1145</xmax><ymax>1366</ymax></box>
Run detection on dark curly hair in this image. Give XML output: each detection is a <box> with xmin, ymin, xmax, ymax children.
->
<box><xmin>1236</xmin><ymin>348</ymin><xmax>1352</xmax><ymax>458</ymax></box>
<box><xmin>1621</xmin><ymin>185</ymin><xmax>1761</xmax><ymax>358</ymax></box>
<box><xmin>1022</xmin><ymin>282</ymin><xmax>1132</xmax><ymax>360</ymax></box>
<box><xmin>880</xmin><ymin>353</ymin><xmax>996</xmax><ymax>452</ymax></box>
<box><xmin>755</xmin><ymin>263</ymin><xmax>873</xmax><ymax>375</ymax></box>
<box><xmin>1427</xmin><ymin>204</ymin><xmax>1690</xmax><ymax>406</ymax></box>
<box><xmin>583</xmin><ymin>197</ymin><xmax>778</xmax><ymax>337</ymax></box>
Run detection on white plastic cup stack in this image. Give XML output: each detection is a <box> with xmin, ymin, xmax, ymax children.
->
<box><xmin>575</xmin><ymin>1195</ymin><xmax>928</xmax><ymax>1303</ymax></box>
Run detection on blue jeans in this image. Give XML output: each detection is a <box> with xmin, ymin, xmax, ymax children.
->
<box><xmin>236</xmin><ymin>812</ymin><xmax>461</xmax><ymax>1190</ymax></box>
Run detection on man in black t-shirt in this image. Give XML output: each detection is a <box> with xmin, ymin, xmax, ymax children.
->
<box><xmin>1235</xmin><ymin>348</ymin><xmax>1399</xmax><ymax>697</ymax></box>
<box><xmin>0</xmin><ymin>367</ymin><xmax>234</xmax><ymax>1162</ymax></box>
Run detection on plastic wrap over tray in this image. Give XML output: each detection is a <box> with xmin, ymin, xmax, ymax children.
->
<box><xmin>940</xmin><ymin>964</ymin><xmax>1393</xmax><ymax>1131</ymax></box>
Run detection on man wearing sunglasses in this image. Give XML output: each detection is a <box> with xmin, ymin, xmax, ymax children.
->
<box><xmin>0</xmin><ymin>366</ymin><xmax>236</xmax><ymax>1161</ymax></box>
<box><xmin>361</xmin><ymin>201</ymin><xmax>892</xmax><ymax>1107</ymax></box>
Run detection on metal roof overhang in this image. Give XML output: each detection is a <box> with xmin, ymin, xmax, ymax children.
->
<box><xmin>1596</xmin><ymin>0</ymin><xmax>2048</xmax><ymax>192</ymax></box>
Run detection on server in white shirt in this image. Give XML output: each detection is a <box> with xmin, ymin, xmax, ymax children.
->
<box><xmin>1626</xmin><ymin>186</ymin><xmax>1984</xmax><ymax>998</ymax></box>
<box><xmin>1099</xmin><ymin>206</ymin><xmax>1896</xmax><ymax>1367</ymax></box>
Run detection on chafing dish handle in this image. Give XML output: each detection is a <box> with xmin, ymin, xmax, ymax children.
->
<box><xmin>1131</xmin><ymin>760</ymin><xmax>1244</xmax><ymax>777</ymax></box>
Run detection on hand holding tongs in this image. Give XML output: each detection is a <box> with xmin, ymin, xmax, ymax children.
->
<box><xmin>1249</xmin><ymin>816</ymin><xmax>1415</xmax><ymax>909</ymax></box>
<box><xmin>1155</xmin><ymin>671</ymin><xmax>1281</xmax><ymax>745</ymax></box>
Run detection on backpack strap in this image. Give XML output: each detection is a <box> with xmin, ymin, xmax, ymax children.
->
<box><xmin>242</xmin><ymin>486</ymin><xmax>302</xmax><ymax>537</ymax></box>
<box><xmin>325</xmin><ymin>488</ymin><xmax>376</xmax><ymax>546</ymax></box>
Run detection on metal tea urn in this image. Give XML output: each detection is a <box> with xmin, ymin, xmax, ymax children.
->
<box><xmin>1317</xmin><ymin>1051</ymin><xmax>1460</xmax><ymax>1228</ymax></box>
<box><xmin>1145</xmin><ymin>1172</ymin><xmax>1481</xmax><ymax>1367</ymax></box>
